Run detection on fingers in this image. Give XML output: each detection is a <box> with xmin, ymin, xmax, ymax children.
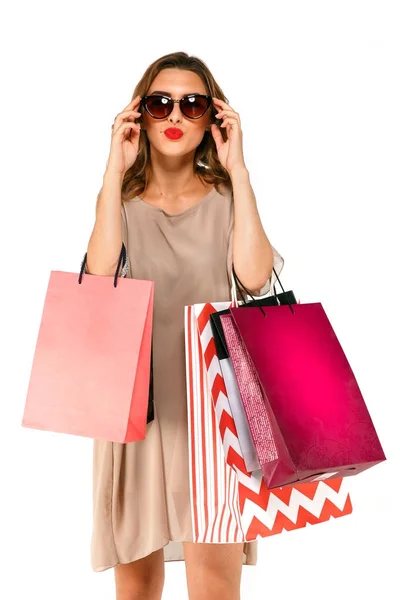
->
<box><xmin>112</xmin><ymin>109</ymin><xmax>141</xmax><ymax>132</ymax></box>
<box><xmin>111</xmin><ymin>95</ymin><xmax>142</xmax><ymax>137</ymax></box>
<box><xmin>112</xmin><ymin>120</ymin><xmax>140</xmax><ymax>140</ymax></box>
<box><xmin>121</xmin><ymin>94</ymin><xmax>142</xmax><ymax>113</ymax></box>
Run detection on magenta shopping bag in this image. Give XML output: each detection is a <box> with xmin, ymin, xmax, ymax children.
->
<box><xmin>225</xmin><ymin>266</ymin><xmax>386</xmax><ymax>488</ymax></box>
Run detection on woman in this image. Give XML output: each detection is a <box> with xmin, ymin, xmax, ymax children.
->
<box><xmin>86</xmin><ymin>51</ymin><xmax>284</xmax><ymax>600</ymax></box>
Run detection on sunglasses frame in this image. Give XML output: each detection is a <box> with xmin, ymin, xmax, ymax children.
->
<box><xmin>140</xmin><ymin>93</ymin><xmax>213</xmax><ymax>120</ymax></box>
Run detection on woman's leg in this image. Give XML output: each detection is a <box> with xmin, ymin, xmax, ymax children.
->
<box><xmin>183</xmin><ymin>541</ymin><xmax>244</xmax><ymax>600</ymax></box>
<box><xmin>114</xmin><ymin>548</ymin><xmax>165</xmax><ymax>600</ymax></box>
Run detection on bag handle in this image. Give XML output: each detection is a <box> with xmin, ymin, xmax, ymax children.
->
<box><xmin>78</xmin><ymin>242</ymin><xmax>127</xmax><ymax>288</ymax></box>
<box><xmin>231</xmin><ymin>264</ymin><xmax>295</xmax><ymax>316</ymax></box>
<box><xmin>231</xmin><ymin>265</ymin><xmax>266</xmax><ymax>316</ymax></box>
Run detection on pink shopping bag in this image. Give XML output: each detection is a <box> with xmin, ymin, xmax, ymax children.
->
<box><xmin>22</xmin><ymin>243</ymin><xmax>154</xmax><ymax>442</ymax></box>
<box><xmin>185</xmin><ymin>296</ymin><xmax>353</xmax><ymax>544</ymax></box>
<box><xmin>225</xmin><ymin>266</ymin><xmax>386</xmax><ymax>488</ymax></box>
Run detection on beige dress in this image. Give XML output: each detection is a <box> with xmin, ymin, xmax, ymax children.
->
<box><xmin>90</xmin><ymin>181</ymin><xmax>284</xmax><ymax>572</ymax></box>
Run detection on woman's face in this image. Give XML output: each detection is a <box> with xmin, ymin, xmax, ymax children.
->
<box><xmin>141</xmin><ymin>68</ymin><xmax>212</xmax><ymax>157</ymax></box>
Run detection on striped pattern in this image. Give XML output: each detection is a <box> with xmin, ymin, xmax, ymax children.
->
<box><xmin>184</xmin><ymin>301</ymin><xmax>353</xmax><ymax>543</ymax></box>
<box><xmin>185</xmin><ymin>304</ymin><xmax>245</xmax><ymax>542</ymax></box>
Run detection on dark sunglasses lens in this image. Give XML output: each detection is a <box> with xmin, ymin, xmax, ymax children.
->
<box><xmin>182</xmin><ymin>95</ymin><xmax>208</xmax><ymax>118</ymax></box>
<box><xmin>145</xmin><ymin>96</ymin><xmax>172</xmax><ymax>118</ymax></box>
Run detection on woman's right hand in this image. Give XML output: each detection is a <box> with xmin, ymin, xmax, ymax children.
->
<box><xmin>105</xmin><ymin>95</ymin><xmax>143</xmax><ymax>177</ymax></box>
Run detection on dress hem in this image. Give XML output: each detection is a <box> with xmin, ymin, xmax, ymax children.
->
<box><xmin>92</xmin><ymin>538</ymin><xmax>257</xmax><ymax>572</ymax></box>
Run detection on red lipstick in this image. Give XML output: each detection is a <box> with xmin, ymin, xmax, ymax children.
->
<box><xmin>164</xmin><ymin>128</ymin><xmax>183</xmax><ymax>140</ymax></box>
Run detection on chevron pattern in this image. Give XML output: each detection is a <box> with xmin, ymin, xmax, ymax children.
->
<box><xmin>185</xmin><ymin>301</ymin><xmax>353</xmax><ymax>543</ymax></box>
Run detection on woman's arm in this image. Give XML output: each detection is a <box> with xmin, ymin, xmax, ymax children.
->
<box><xmin>85</xmin><ymin>170</ymin><xmax>125</xmax><ymax>276</ymax></box>
<box><xmin>230</xmin><ymin>168</ymin><xmax>274</xmax><ymax>293</ymax></box>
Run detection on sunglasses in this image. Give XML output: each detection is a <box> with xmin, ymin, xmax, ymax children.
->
<box><xmin>140</xmin><ymin>93</ymin><xmax>212</xmax><ymax>120</ymax></box>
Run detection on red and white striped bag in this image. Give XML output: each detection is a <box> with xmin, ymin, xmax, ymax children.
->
<box><xmin>184</xmin><ymin>276</ymin><xmax>353</xmax><ymax>543</ymax></box>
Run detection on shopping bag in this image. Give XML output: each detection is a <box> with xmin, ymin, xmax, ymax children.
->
<box><xmin>22</xmin><ymin>242</ymin><xmax>154</xmax><ymax>442</ymax></box>
<box><xmin>225</xmin><ymin>265</ymin><xmax>386</xmax><ymax>488</ymax></box>
<box><xmin>209</xmin><ymin>286</ymin><xmax>298</xmax><ymax>474</ymax></box>
<box><xmin>209</xmin><ymin>313</ymin><xmax>260</xmax><ymax>472</ymax></box>
<box><xmin>185</xmin><ymin>280</ymin><xmax>353</xmax><ymax>543</ymax></box>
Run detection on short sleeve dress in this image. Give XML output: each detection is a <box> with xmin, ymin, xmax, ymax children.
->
<box><xmin>90</xmin><ymin>181</ymin><xmax>284</xmax><ymax>572</ymax></box>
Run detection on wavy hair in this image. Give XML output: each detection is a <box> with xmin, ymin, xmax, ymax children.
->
<box><xmin>120</xmin><ymin>51</ymin><xmax>232</xmax><ymax>202</ymax></box>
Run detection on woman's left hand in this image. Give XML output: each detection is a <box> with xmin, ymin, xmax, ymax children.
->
<box><xmin>210</xmin><ymin>98</ymin><xmax>247</xmax><ymax>173</ymax></box>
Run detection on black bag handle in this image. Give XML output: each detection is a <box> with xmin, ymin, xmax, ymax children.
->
<box><xmin>232</xmin><ymin>264</ymin><xmax>295</xmax><ymax>316</ymax></box>
<box><xmin>78</xmin><ymin>242</ymin><xmax>127</xmax><ymax>288</ymax></box>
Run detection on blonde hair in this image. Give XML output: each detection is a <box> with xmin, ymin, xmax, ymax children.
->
<box><xmin>120</xmin><ymin>51</ymin><xmax>232</xmax><ymax>202</ymax></box>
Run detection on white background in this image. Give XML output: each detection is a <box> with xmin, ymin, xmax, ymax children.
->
<box><xmin>1</xmin><ymin>1</ymin><xmax>399</xmax><ymax>598</ymax></box>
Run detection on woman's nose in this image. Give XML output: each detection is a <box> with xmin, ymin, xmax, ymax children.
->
<box><xmin>169</xmin><ymin>100</ymin><xmax>183</xmax><ymax>120</ymax></box>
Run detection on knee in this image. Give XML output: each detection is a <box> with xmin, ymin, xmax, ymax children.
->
<box><xmin>115</xmin><ymin>579</ymin><xmax>164</xmax><ymax>600</ymax></box>
<box><xmin>188</xmin><ymin>571</ymin><xmax>241</xmax><ymax>600</ymax></box>
<box><xmin>114</xmin><ymin>562</ymin><xmax>165</xmax><ymax>600</ymax></box>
